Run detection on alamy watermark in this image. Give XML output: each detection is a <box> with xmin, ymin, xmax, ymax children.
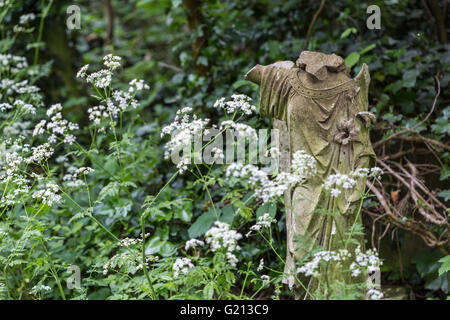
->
<box><xmin>66</xmin><ymin>265</ymin><xmax>81</xmax><ymax>290</ymax></box>
<box><xmin>66</xmin><ymin>5</ymin><xmax>81</xmax><ymax>30</ymax></box>
<box><xmin>366</xmin><ymin>5</ymin><xmax>381</xmax><ymax>30</ymax></box>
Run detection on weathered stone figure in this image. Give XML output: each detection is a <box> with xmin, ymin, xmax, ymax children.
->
<box><xmin>245</xmin><ymin>51</ymin><xmax>376</xmax><ymax>296</ymax></box>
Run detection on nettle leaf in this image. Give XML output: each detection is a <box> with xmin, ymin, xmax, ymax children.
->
<box><xmin>439</xmin><ymin>256</ymin><xmax>450</xmax><ymax>276</ymax></box>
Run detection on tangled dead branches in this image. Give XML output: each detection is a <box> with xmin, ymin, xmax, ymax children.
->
<box><xmin>365</xmin><ymin>75</ymin><xmax>449</xmax><ymax>253</ymax></box>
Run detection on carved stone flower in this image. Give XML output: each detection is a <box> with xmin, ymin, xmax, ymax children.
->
<box><xmin>334</xmin><ymin>119</ymin><xmax>359</xmax><ymax>145</ymax></box>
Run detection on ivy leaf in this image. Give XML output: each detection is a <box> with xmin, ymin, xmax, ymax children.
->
<box><xmin>437</xmin><ymin>190</ymin><xmax>450</xmax><ymax>202</ymax></box>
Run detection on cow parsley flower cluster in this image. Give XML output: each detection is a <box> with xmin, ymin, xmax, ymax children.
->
<box><xmin>161</xmin><ymin>107</ymin><xmax>209</xmax><ymax>171</ymax></box>
<box><xmin>76</xmin><ymin>64</ymin><xmax>89</xmax><ymax>78</ymax></box>
<box><xmin>246</xmin><ymin>213</ymin><xmax>277</xmax><ymax>237</ymax></box>
<box><xmin>226</xmin><ymin>149</ymin><xmax>317</xmax><ymax>203</ymax></box>
<box><xmin>27</xmin><ymin>143</ymin><xmax>55</xmax><ymax>164</ymax></box>
<box><xmin>0</xmin><ymin>80</ymin><xmax>41</xmax><ymax>107</ymax></box>
<box><xmin>173</xmin><ymin>257</ymin><xmax>194</xmax><ymax>278</ymax></box>
<box><xmin>62</xmin><ymin>166</ymin><xmax>94</xmax><ymax>188</ymax></box>
<box><xmin>86</xmin><ymin>69</ymin><xmax>112</xmax><ymax>88</ymax></box>
<box><xmin>103</xmin><ymin>54</ymin><xmax>121</xmax><ymax>71</ymax></box>
<box><xmin>117</xmin><ymin>237</ymin><xmax>142</xmax><ymax>247</ymax></box>
<box><xmin>19</xmin><ymin>13</ymin><xmax>36</xmax><ymax>24</ymax></box>
<box><xmin>349</xmin><ymin>246</ymin><xmax>382</xmax><ymax>278</ymax></box>
<box><xmin>220</xmin><ymin>120</ymin><xmax>257</xmax><ymax>139</ymax></box>
<box><xmin>297</xmin><ymin>246</ymin><xmax>383</xmax><ymax>299</ymax></box>
<box><xmin>213</xmin><ymin>94</ymin><xmax>256</xmax><ymax>115</ymax></box>
<box><xmin>103</xmin><ymin>250</ymin><xmax>158</xmax><ymax>275</ymax></box>
<box><xmin>30</xmin><ymin>284</ymin><xmax>51</xmax><ymax>295</ymax></box>
<box><xmin>76</xmin><ymin>57</ymin><xmax>149</xmax><ymax>131</ymax></box>
<box><xmin>0</xmin><ymin>99</ymin><xmax>36</xmax><ymax>115</ymax></box>
<box><xmin>323</xmin><ymin>173</ymin><xmax>357</xmax><ymax>198</ymax></box>
<box><xmin>32</xmin><ymin>182</ymin><xmax>61</xmax><ymax>206</ymax></box>
<box><xmin>226</xmin><ymin>163</ymin><xmax>269</xmax><ymax>186</ymax></box>
<box><xmin>367</xmin><ymin>288</ymin><xmax>384</xmax><ymax>300</ymax></box>
<box><xmin>33</xmin><ymin>104</ymin><xmax>79</xmax><ymax>145</ymax></box>
<box><xmin>211</xmin><ymin>147</ymin><xmax>224</xmax><ymax>163</ymax></box>
<box><xmin>261</xmin><ymin>275</ymin><xmax>271</xmax><ymax>287</ymax></box>
<box><xmin>77</xmin><ymin>54</ymin><xmax>121</xmax><ymax>88</ymax></box>
<box><xmin>257</xmin><ymin>258</ymin><xmax>264</xmax><ymax>271</ymax></box>
<box><xmin>297</xmin><ymin>250</ymin><xmax>348</xmax><ymax>277</ymax></box>
<box><xmin>129</xmin><ymin>79</ymin><xmax>150</xmax><ymax>92</ymax></box>
<box><xmin>0</xmin><ymin>54</ymin><xmax>29</xmax><ymax>74</ymax></box>
<box><xmin>205</xmin><ymin>221</ymin><xmax>242</xmax><ymax>267</ymax></box>
<box><xmin>185</xmin><ymin>239</ymin><xmax>205</xmax><ymax>251</ymax></box>
<box><xmin>291</xmin><ymin>150</ymin><xmax>317</xmax><ymax>178</ymax></box>
<box><xmin>324</xmin><ymin>166</ymin><xmax>384</xmax><ymax>198</ymax></box>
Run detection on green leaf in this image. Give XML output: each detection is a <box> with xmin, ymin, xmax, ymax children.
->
<box><xmin>188</xmin><ymin>209</ymin><xmax>218</xmax><ymax>238</ymax></box>
<box><xmin>203</xmin><ymin>282</ymin><xmax>215</xmax><ymax>299</ymax></box>
<box><xmin>98</xmin><ymin>181</ymin><xmax>120</xmax><ymax>201</ymax></box>
<box><xmin>344</xmin><ymin>52</ymin><xmax>360</xmax><ymax>68</ymax></box>
<box><xmin>340</xmin><ymin>28</ymin><xmax>357</xmax><ymax>39</ymax></box>
<box><xmin>437</xmin><ymin>190</ymin><xmax>450</xmax><ymax>202</ymax></box>
<box><xmin>439</xmin><ymin>256</ymin><xmax>450</xmax><ymax>276</ymax></box>
<box><xmin>171</xmin><ymin>0</ymin><xmax>182</xmax><ymax>8</ymax></box>
<box><xmin>256</xmin><ymin>202</ymin><xmax>276</xmax><ymax>219</ymax></box>
<box><xmin>232</xmin><ymin>79</ymin><xmax>254</xmax><ymax>89</ymax></box>
<box><xmin>401</xmin><ymin>69</ymin><xmax>420</xmax><ymax>88</ymax></box>
<box><xmin>360</xmin><ymin>44</ymin><xmax>376</xmax><ymax>55</ymax></box>
<box><xmin>0</xmin><ymin>38</ymin><xmax>15</xmax><ymax>53</ymax></box>
<box><xmin>220</xmin><ymin>205</ymin><xmax>234</xmax><ymax>224</ymax></box>
<box><xmin>197</xmin><ymin>56</ymin><xmax>208</xmax><ymax>66</ymax></box>
<box><xmin>145</xmin><ymin>235</ymin><xmax>165</xmax><ymax>255</ymax></box>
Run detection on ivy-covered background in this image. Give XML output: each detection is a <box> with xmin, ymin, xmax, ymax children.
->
<box><xmin>0</xmin><ymin>0</ymin><xmax>448</xmax><ymax>299</ymax></box>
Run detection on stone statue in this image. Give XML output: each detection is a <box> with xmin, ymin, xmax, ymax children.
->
<box><xmin>245</xmin><ymin>51</ymin><xmax>376</xmax><ymax>296</ymax></box>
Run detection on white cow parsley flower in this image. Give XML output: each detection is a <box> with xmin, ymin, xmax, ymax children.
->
<box><xmin>246</xmin><ymin>213</ymin><xmax>277</xmax><ymax>237</ymax></box>
<box><xmin>173</xmin><ymin>257</ymin><xmax>194</xmax><ymax>278</ymax></box>
<box><xmin>76</xmin><ymin>64</ymin><xmax>89</xmax><ymax>78</ymax></box>
<box><xmin>205</xmin><ymin>221</ymin><xmax>242</xmax><ymax>267</ymax></box>
<box><xmin>213</xmin><ymin>94</ymin><xmax>256</xmax><ymax>115</ymax></box>
<box><xmin>103</xmin><ymin>54</ymin><xmax>122</xmax><ymax>71</ymax></box>
<box><xmin>185</xmin><ymin>239</ymin><xmax>205</xmax><ymax>251</ymax></box>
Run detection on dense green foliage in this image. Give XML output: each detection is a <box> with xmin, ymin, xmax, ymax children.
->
<box><xmin>0</xmin><ymin>0</ymin><xmax>448</xmax><ymax>300</ymax></box>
